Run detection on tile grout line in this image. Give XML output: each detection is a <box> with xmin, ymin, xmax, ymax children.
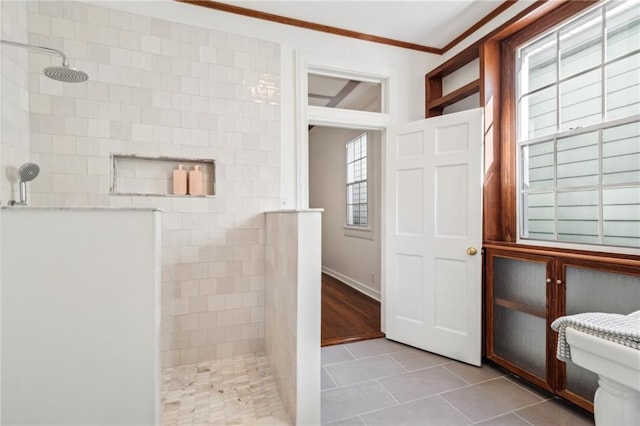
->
<box><xmin>441</xmin><ymin>366</ymin><xmax>510</xmax><ymax>388</ymax></box>
<box><xmin>338</xmin><ymin>351</ymin><xmax>452</xmax><ymax>371</ymax></box>
<box><xmin>325</xmin><ymin>380</ymin><xmax>403</xmax><ymax>425</ymax></box>
<box><xmin>320</xmin><ymin>357</ymin><xmax>356</xmax><ymax>367</ymax></box>
<box><xmin>437</xmin><ymin>376</ymin><xmax>509</xmax><ymax>400</ymax></box>
<box><xmin>479</xmin><ymin>399</ymin><xmax>552</xmax><ymax>425</ymax></box>
<box><xmin>320</xmin><ymin>342</ymin><xmax>592</xmax><ymax>426</ymax></box>
<box><xmin>342</xmin><ymin>343</ymin><xmax>356</xmax><ymax>358</ymax></box>
<box><xmin>436</xmin><ymin>376</ymin><xmax>549</xmax><ymax>424</ymax></box>
<box><xmin>323</xmin><ymin>354</ymin><xmax>420</xmax><ymax>389</ymax></box>
<box><xmin>340</xmin><ymin>339</ymin><xmax>413</xmax><ymax>358</ymax></box>
<box><xmin>322</xmin><ymin>365</ymin><xmax>338</xmax><ymax>390</ymax></box>
<box><xmin>327</xmin><ymin>362</ymin><xmax>483</xmax><ymax>425</ymax></box>
<box><xmin>440</xmin><ymin>363</ymin><xmax>475</xmax><ymax>386</ymax></box>
<box><xmin>340</xmin><ymin>367</ymin><xmax>508</xmax><ymax>408</ymax></box>
<box><xmin>396</xmin><ymin>360</ymin><xmax>451</xmax><ymax>373</ymax></box>
<box><xmin>386</xmin><ymin>352</ymin><xmax>410</xmax><ymax>372</ymax></box>
<box><xmin>347</xmin><ymin>349</ymin><xmax>413</xmax><ymax>361</ymax></box>
<box><xmin>376</xmin><ymin>376</ymin><xmax>403</xmax><ymax>406</ymax></box>
<box><xmin>396</xmin><ymin>382</ymin><xmax>475</xmax><ymax>406</ymax></box>
<box><xmin>435</xmin><ymin>394</ymin><xmax>476</xmax><ymax>425</ymax></box>
<box><xmin>504</xmin><ymin>375</ymin><xmax>550</xmax><ymax>401</ymax></box>
<box><xmin>512</xmin><ymin>411</ymin><xmax>537</xmax><ymax>426</ymax></box>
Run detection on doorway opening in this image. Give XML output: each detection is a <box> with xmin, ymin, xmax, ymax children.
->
<box><xmin>308</xmin><ymin>126</ymin><xmax>384</xmax><ymax>346</ymax></box>
<box><xmin>299</xmin><ymin>56</ymin><xmax>392</xmax><ymax>347</ymax></box>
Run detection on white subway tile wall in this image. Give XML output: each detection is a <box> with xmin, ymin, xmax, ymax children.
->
<box><xmin>23</xmin><ymin>1</ymin><xmax>281</xmax><ymax>367</ymax></box>
<box><xmin>1</xmin><ymin>0</ymin><xmax>31</xmax><ymax>205</ymax></box>
<box><xmin>265</xmin><ymin>212</ymin><xmax>300</xmax><ymax>419</ymax></box>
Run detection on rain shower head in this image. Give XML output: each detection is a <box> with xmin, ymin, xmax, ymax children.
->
<box><xmin>1</xmin><ymin>39</ymin><xmax>89</xmax><ymax>83</ymax></box>
<box><xmin>44</xmin><ymin>66</ymin><xmax>89</xmax><ymax>83</ymax></box>
<box><xmin>18</xmin><ymin>162</ymin><xmax>40</xmax><ymax>182</ymax></box>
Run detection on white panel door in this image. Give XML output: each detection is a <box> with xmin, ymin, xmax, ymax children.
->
<box><xmin>385</xmin><ymin>108</ymin><xmax>483</xmax><ymax>366</ymax></box>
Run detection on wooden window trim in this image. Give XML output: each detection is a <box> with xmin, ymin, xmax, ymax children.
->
<box><xmin>482</xmin><ymin>1</ymin><xmax>601</xmax><ymax>243</ymax></box>
<box><xmin>426</xmin><ymin>1</ymin><xmax>576</xmax><ymax>118</ymax></box>
<box><xmin>424</xmin><ymin>0</ymin><xmax>638</xmax><ymax>260</ymax></box>
<box><xmin>480</xmin><ymin>3</ymin><xmax>639</xmax><ymax>415</ymax></box>
<box><xmin>484</xmin><ymin>241</ymin><xmax>640</xmax><ymax>270</ymax></box>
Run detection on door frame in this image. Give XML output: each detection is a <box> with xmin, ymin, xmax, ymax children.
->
<box><xmin>296</xmin><ymin>53</ymin><xmax>396</xmax><ymax>331</ymax></box>
<box><xmin>295</xmin><ymin>52</ymin><xmax>396</xmax><ymax>207</ymax></box>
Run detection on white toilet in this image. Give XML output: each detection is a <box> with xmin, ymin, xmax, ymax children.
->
<box><xmin>565</xmin><ymin>327</ymin><xmax>640</xmax><ymax>426</ymax></box>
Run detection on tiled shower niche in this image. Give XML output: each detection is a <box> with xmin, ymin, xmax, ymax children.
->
<box><xmin>111</xmin><ymin>154</ymin><xmax>216</xmax><ymax>197</ymax></box>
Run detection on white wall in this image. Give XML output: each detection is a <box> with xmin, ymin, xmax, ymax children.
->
<box><xmin>1</xmin><ymin>208</ymin><xmax>160</xmax><ymax>425</ymax></box>
<box><xmin>309</xmin><ymin>127</ymin><xmax>382</xmax><ymax>299</ymax></box>
<box><xmin>0</xmin><ymin>0</ymin><xmax>436</xmax><ymax>369</ymax></box>
<box><xmin>0</xmin><ymin>0</ymin><xmax>531</xmax><ymax>373</ymax></box>
<box><xmin>1</xmin><ymin>0</ymin><xmax>30</xmax><ymax>205</ymax></box>
<box><xmin>0</xmin><ymin>0</ymin><xmax>30</xmax><ymax>417</ymax></box>
<box><xmin>265</xmin><ymin>210</ymin><xmax>321</xmax><ymax>425</ymax></box>
<box><xmin>89</xmin><ymin>0</ymin><xmax>438</xmax><ymax>209</ymax></box>
<box><xmin>24</xmin><ymin>0</ymin><xmax>280</xmax><ymax>368</ymax></box>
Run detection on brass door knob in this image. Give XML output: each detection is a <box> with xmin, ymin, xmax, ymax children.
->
<box><xmin>466</xmin><ymin>247</ymin><xmax>478</xmax><ymax>256</ymax></box>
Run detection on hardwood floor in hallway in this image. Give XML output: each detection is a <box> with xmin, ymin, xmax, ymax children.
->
<box><xmin>321</xmin><ymin>273</ymin><xmax>385</xmax><ymax>347</ymax></box>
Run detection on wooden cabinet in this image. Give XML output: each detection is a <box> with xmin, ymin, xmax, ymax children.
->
<box><xmin>485</xmin><ymin>249</ymin><xmax>556</xmax><ymax>393</ymax></box>
<box><xmin>484</xmin><ymin>244</ymin><xmax>640</xmax><ymax>413</ymax></box>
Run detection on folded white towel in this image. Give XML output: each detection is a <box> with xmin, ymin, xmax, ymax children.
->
<box><xmin>551</xmin><ymin>311</ymin><xmax>640</xmax><ymax>362</ymax></box>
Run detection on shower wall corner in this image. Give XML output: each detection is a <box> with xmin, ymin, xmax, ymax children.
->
<box><xmin>265</xmin><ymin>209</ymin><xmax>322</xmax><ymax>425</ymax></box>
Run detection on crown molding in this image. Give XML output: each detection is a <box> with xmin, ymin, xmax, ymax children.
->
<box><xmin>175</xmin><ymin>0</ymin><xmax>518</xmax><ymax>55</ymax></box>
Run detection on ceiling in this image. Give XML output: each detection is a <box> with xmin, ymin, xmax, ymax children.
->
<box><xmin>217</xmin><ymin>0</ymin><xmax>509</xmax><ymax>51</ymax></box>
<box><xmin>308</xmin><ymin>74</ymin><xmax>381</xmax><ymax>112</ymax></box>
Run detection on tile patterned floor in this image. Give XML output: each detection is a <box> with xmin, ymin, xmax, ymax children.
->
<box><xmin>161</xmin><ymin>353</ymin><xmax>290</xmax><ymax>425</ymax></box>
<box><xmin>322</xmin><ymin>339</ymin><xmax>595</xmax><ymax>426</ymax></box>
<box><xmin>161</xmin><ymin>338</ymin><xmax>595</xmax><ymax>425</ymax></box>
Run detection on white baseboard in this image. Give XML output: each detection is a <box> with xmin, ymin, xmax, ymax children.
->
<box><xmin>322</xmin><ymin>267</ymin><xmax>381</xmax><ymax>302</ymax></box>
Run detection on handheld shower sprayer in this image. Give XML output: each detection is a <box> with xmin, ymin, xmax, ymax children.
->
<box><xmin>1</xmin><ymin>39</ymin><xmax>89</xmax><ymax>83</ymax></box>
<box><xmin>9</xmin><ymin>163</ymin><xmax>40</xmax><ymax>206</ymax></box>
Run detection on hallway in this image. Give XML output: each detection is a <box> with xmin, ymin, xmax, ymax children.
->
<box><xmin>321</xmin><ymin>274</ymin><xmax>384</xmax><ymax>346</ymax></box>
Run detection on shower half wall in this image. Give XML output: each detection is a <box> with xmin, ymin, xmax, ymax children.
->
<box><xmin>265</xmin><ymin>209</ymin><xmax>322</xmax><ymax>425</ymax></box>
<box><xmin>1</xmin><ymin>207</ymin><xmax>161</xmax><ymax>424</ymax></box>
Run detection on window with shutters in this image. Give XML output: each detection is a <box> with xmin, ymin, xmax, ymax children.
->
<box><xmin>346</xmin><ymin>133</ymin><xmax>368</xmax><ymax>227</ymax></box>
<box><xmin>517</xmin><ymin>0</ymin><xmax>640</xmax><ymax>249</ymax></box>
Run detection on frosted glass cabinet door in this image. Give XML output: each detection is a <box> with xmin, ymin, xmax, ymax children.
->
<box><xmin>494</xmin><ymin>305</ymin><xmax>547</xmax><ymax>378</ymax></box>
<box><xmin>489</xmin><ymin>253</ymin><xmax>553</xmax><ymax>388</ymax></box>
<box><xmin>563</xmin><ymin>266</ymin><xmax>640</xmax><ymax>402</ymax></box>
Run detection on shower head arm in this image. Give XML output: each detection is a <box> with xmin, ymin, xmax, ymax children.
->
<box><xmin>1</xmin><ymin>39</ymin><xmax>69</xmax><ymax>67</ymax></box>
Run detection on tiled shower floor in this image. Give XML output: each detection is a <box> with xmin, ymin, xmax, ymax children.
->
<box><xmin>161</xmin><ymin>353</ymin><xmax>290</xmax><ymax>425</ymax></box>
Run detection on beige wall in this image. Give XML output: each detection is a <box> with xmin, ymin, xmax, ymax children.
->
<box><xmin>309</xmin><ymin>127</ymin><xmax>382</xmax><ymax>299</ymax></box>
